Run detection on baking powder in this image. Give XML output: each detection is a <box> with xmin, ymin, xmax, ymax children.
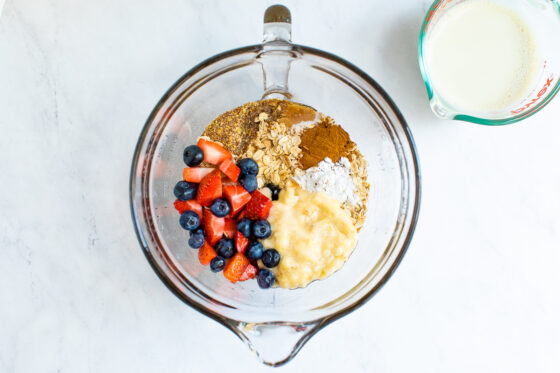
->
<box><xmin>294</xmin><ymin>157</ymin><xmax>358</xmax><ymax>205</ymax></box>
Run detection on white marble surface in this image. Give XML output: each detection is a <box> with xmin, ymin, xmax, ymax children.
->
<box><xmin>1</xmin><ymin>0</ymin><xmax>559</xmax><ymax>372</ymax></box>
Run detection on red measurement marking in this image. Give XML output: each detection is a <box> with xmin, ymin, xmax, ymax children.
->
<box><xmin>423</xmin><ymin>0</ymin><xmax>463</xmax><ymax>32</ymax></box>
<box><xmin>511</xmin><ymin>75</ymin><xmax>555</xmax><ymax>114</ymax></box>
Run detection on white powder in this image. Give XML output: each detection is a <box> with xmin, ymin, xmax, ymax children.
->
<box><xmin>289</xmin><ymin>112</ymin><xmax>320</xmax><ymax>134</ymax></box>
<box><xmin>294</xmin><ymin>157</ymin><xmax>358</xmax><ymax>205</ymax></box>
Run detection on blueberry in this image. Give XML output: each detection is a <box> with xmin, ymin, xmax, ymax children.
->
<box><xmin>188</xmin><ymin>232</ymin><xmax>204</xmax><ymax>249</ymax></box>
<box><xmin>265</xmin><ymin>183</ymin><xmax>280</xmax><ymax>201</ymax></box>
<box><xmin>237</xmin><ymin>218</ymin><xmax>252</xmax><ymax>238</ymax></box>
<box><xmin>190</xmin><ymin>227</ymin><xmax>204</xmax><ymax>236</ymax></box>
<box><xmin>215</xmin><ymin>238</ymin><xmax>235</xmax><ymax>259</ymax></box>
<box><xmin>210</xmin><ymin>198</ymin><xmax>231</xmax><ymax>217</ymax></box>
<box><xmin>174</xmin><ymin>181</ymin><xmax>197</xmax><ymax>201</ymax></box>
<box><xmin>252</xmin><ymin>220</ymin><xmax>272</xmax><ymax>239</ymax></box>
<box><xmin>183</xmin><ymin>145</ymin><xmax>204</xmax><ymax>167</ymax></box>
<box><xmin>210</xmin><ymin>256</ymin><xmax>226</xmax><ymax>272</ymax></box>
<box><xmin>245</xmin><ymin>241</ymin><xmax>264</xmax><ymax>260</ymax></box>
<box><xmin>179</xmin><ymin>210</ymin><xmax>200</xmax><ymax>231</ymax></box>
<box><xmin>239</xmin><ymin>174</ymin><xmax>258</xmax><ymax>193</ymax></box>
<box><xmin>237</xmin><ymin>158</ymin><xmax>259</xmax><ymax>176</ymax></box>
<box><xmin>262</xmin><ymin>249</ymin><xmax>281</xmax><ymax>268</ymax></box>
<box><xmin>257</xmin><ymin>269</ymin><xmax>276</xmax><ymax>289</ymax></box>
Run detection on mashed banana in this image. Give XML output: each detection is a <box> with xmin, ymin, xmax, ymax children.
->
<box><xmin>262</xmin><ymin>183</ymin><xmax>358</xmax><ymax>289</ymax></box>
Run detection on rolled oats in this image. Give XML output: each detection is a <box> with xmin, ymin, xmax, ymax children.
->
<box><xmin>241</xmin><ymin>115</ymin><xmax>302</xmax><ymax>189</ymax></box>
<box><xmin>345</xmin><ymin>146</ymin><xmax>370</xmax><ymax>230</ymax></box>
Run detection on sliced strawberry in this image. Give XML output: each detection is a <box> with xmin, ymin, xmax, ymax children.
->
<box><xmin>197</xmin><ymin>138</ymin><xmax>232</xmax><ymax>165</ymax></box>
<box><xmin>202</xmin><ymin>209</ymin><xmax>225</xmax><ymax>245</ymax></box>
<box><xmin>243</xmin><ymin>190</ymin><xmax>273</xmax><ymax>220</ymax></box>
<box><xmin>236</xmin><ymin>209</ymin><xmax>247</xmax><ymax>221</ymax></box>
<box><xmin>173</xmin><ymin>199</ymin><xmax>203</xmax><ymax>219</ymax></box>
<box><xmin>238</xmin><ymin>264</ymin><xmax>258</xmax><ymax>282</ymax></box>
<box><xmin>224</xmin><ymin>218</ymin><xmax>237</xmax><ymax>239</ymax></box>
<box><xmin>223</xmin><ymin>185</ymin><xmax>251</xmax><ymax>216</ymax></box>
<box><xmin>198</xmin><ymin>240</ymin><xmax>217</xmax><ymax>265</ymax></box>
<box><xmin>235</xmin><ymin>231</ymin><xmax>249</xmax><ymax>254</ymax></box>
<box><xmin>221</xmin><ymin>178</ymin><xmax>236</xmax><ymax>188</ymax></box>
<box><xmin>183</xmin><ymin>167</ymin><xmax>214</xmax><ymax>183</ymax></box>
<box><xmin>223</xmin><ymin>253</ymin><xmax>250</xmax><ymax>283</ymax></box>
<box><xmin>196</xmin><ymin>170</ymin><xmax>222</xmax><ymax>207</ymax></box>
<box><xmin>173</xmin><ymin>199</ymin><xmax>190</xmax><ymax>214</ymax></box>
<box><xmin>218</xmin><ymin>158</ymin><xmax>241</xmax><ymax>182</ymax></box>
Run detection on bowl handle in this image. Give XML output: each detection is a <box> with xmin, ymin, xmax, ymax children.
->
<box><xmin>263</xmin><ymin>4</ymin><xmax>292</xmax><ymax>43</ymax></box>
<box><xmin>259</xmin><ymin>5</ymin><xmax>295</xmax><ymax>100</ymax></box>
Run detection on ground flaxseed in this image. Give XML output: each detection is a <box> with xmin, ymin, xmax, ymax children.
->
<box><xmin>202</xmin><ymin>99</ymin><xmax>283</xmax><ymax>156</ymax></box>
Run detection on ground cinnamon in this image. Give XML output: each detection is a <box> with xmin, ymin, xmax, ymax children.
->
<box><xmin>299</xmin><ymin>117</ymin><xmax>354</xmax><ymax>169</ymax></box>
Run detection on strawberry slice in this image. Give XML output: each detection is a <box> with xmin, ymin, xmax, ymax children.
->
<box><xmin>173</xmin><ymin>199</ymin><xmax>190</xmax><ymax>214</ymax></box>
<box><xmin>235</xmin><ymin>231</ymin><xmax>249</xmax><ymax>254</ymax></box>
<box><xmin>218</xmin><ymin>158</ymin><xmax>241</xmax><ymax>182</ymax></box>
<box><xmin>221</xmin><ymin>178</ymin><xmax>236</xmax><ymax>188</ymax></box>
<box><xmin>173</xmin><ymin>199</ymin><xmax>203</xmax><ymax>219</ymax></box>
<box><xmin>223</xmin><ymin>253</ymin><xmax>249</xmax><ymax>283</ymax></box>
<box><xmin>183</xmin><ymin>167</ymin><xmax>214</xmax><ymax>183</ymax></box>
<box><xmin>223</xmin><ymin>218</ymin><xmax>237</xmax><ymax>239</ymax></box>
<box><xmin>223</xmin><ymin>185</ymin><xmax>251</xmax><ymax>216</ymax></box>
<box><xmin>196</xmin><ymin>170</ymin><xmax>222</xmax><ymax>207</ymax></box>
<box><xmin>198</xmin><ymin>240</ymin><xmax>217</xmax><ymax>265</ymax></box>
<box><xmin>243</xmin><ymin>190</ymin><xmax>273</xmax><ymax>220</ymax></box>
<box><xmin>238</xmin><ymin>264</ymin><xmax>258</xmax><ymax>282</ymax></box>
<box><xmin>197</xmin><ymin>138</ymin><xmax>232</xmax><ymax>165</ymax></box>
<box><xmin>202</xmin><ymin>209</ymin><xmax>225</xmax><ymax>245</ymax></box>
<box><xmin>236</xmin><ymin>209</ymin><xmax>246</xmax><ymax>221</ymax></box>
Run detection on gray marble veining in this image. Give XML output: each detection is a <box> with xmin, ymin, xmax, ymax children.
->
<box><xmin>1</xmin><ymin>0</ymin><xmax>559</xmax><ymax>372</ymax></box>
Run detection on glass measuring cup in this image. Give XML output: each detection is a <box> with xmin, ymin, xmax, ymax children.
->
<box><xmin>419</xmin><ymin>0</ymin><xmax>560</xmax><ymax>125</ymax></box>
<box><xmin>130</xmin><ymin>4</ymin><xmax>420</xmax><ymax>367</ymax></box>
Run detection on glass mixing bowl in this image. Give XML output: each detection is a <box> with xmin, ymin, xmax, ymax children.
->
<box><xmin>130</xmin><ymin>5</ymin><xmax>421</xmax><ymax>367</ymax></box>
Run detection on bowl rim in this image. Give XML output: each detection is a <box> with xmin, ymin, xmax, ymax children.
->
<box><xmin>129</xmin><ymin>43</ymin><xmax>422</xmax><ymax>331</ymax></box>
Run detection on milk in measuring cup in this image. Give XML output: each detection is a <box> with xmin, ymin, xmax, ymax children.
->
<box><xmin>424</xmin><ymin>0</ymin><xmax>539</xmax><ymax>113</ymax></box>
